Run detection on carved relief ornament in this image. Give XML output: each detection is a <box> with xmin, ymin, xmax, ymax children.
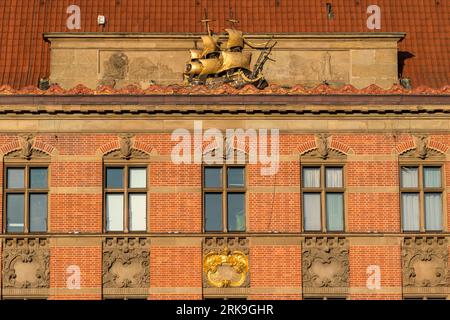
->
<box><xmin>400</xmin><ymin>135</ymin><xmax>444</xmax><ymax>160</ymax></box>
<box><xmin>302</xmin><ymin>237</ymin><xmax>349</xmax><ymax>288</ymax></box>
<box><xmin>103</xmin><ymin>237</ymin><xmax>150</xmax><ymax>289</ymax></box>
<box><xmin>2</xmin><ymin>238</ymin><xmax>50</xmax><ymax>289</ymax></box>
<box><xmin>203</xmin><ymin>237</ymin><xmax>249</xmax><ymax>288</ymax></box>
<box><xmin>402</xmin><ymin>237</ymin><xmax>449</xmax><ymax>287</ymax></box>
<box><xmin>5</xmin><ymin>134</ymin><xmax>49</xmax><ymax>160</ymax></box>
<box><xmin>104</xmin><ymin>134</ymin><xmax>149</xmax><ymax>160</ymax></box>
<box><xmin>302</xmin><ymin>134</ymin><xmax>346</xmax><ymax>160</ymax></box>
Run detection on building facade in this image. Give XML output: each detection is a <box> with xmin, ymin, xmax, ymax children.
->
<box><xmin>0</xmin><ymin>0</ymin><xmax>449</xmax><ymax>300</ymax></box>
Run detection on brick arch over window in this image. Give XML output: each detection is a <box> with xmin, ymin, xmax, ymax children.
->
<box><xmin>296</xmin><ymin>136</ymin><xmax>354</xmax><ymax>157</ymax></box>
<box><xmin>395</xmin><ymin>135</ymin><xmax>448</xmax><ymax>156</ymax></box>
<box><xmin>0</xmin><ymin>135</ymin><xmax>56</xmax><ymax>159</ymax></box>
<box><xmin>395</xmin><ymin>137</ymin><xmax>416</xmax><ymax>155</ymax></box>
<box><xmin>96</xmin><ymin>135</ymin><xmax>155</xmax><ymax>158</ymax></box>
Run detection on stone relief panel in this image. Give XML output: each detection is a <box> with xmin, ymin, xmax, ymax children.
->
<box><xmin>263</xmin><ymin>50</ymin><xmax>349</xmax><ymax>87</ymax></box>
<box><xmin>103</xmin><ymin>237</ymin><xmax>150</xmax><ymax>289</ymax></box>
<box><xmin>203</xmin><ymin>237</ymin><xmax>249</xmax><ymax>288</ymax></box>
<box><xmin>302</xmin><ymin>237</ymin><xmax>349</xmax><ymax>288</ymax></box>
<box><xmin>2</xmin><ymin>238</ymin><xmax>50</xmax><ymax>289</ymax></box>
<box><xmin>99</xmin><ymin>51</ymin><xmax>185</xmax><ymax>87</ymax></box>
<box><xmin>403</xmin><ymin>237</ymin><xmax>449</xmax><ymax>287</ymax></box>
<box><xmin>99</xmin><ymin>52</ymin><xmax>129</xmax><ymax>87</ymax></box>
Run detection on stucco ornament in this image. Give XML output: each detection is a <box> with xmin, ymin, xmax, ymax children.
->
<box><xmin>403</xmin><ymin>237</ymin><xmax>449</xmax><ymax>287</ymax></box>
<box><xmin>203</xmin><ymin>237</ymin><xmax>249</xmax><ymax>288</ymax></box>
<box><xmin>2</xmin><ymin>238</ymin><xmax>50</xmax><ymax>289</ymax></box>
<box><xmin>302</xmin><ymin>237</ymin><xmax>349</xmax><ymax>288</ymax></box>
<box><xmin>103</xmin><ymin>237</ymin><xmax>150</xmax><ymax>289</ymax></box>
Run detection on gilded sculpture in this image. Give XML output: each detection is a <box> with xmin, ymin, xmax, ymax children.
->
<box><xmin>184</xmin><ymin>12</ymin><xmax>276</xmax><ymax>89</ymax></box>
<box><xmin>203</xmin><ymin>237</ymin><xmax>250</xmax><ymax>288</ymax></box>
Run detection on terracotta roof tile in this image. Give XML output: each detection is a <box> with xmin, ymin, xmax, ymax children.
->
<box><xmin>0</xmin><ymin>0</ymin><xmax>448</xmax><ymax>88</ymax></box>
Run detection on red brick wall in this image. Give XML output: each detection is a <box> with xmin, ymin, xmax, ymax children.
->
<box><xmin>349</xmin><ymin>245</ymin><xmax>402</xmax><ymax>300</ymax></box>
<box><xmin>150</xmin><ymin>246</ymin><xmax>202</xmax><ymax>300</ymax></box>
<box><xmin>249</xmin><ymin>245</ymin><xmax>302</xmax><ymax>300</ymax></box>
<box><xmin>49</xmin><ymin>246</ymin><xmax>102</xmax><ymax>300</ymax></box>
<box><xmin>0</xmin><ymin>132</ymin><xmax>448</xmax><ymax>300</ymax></box>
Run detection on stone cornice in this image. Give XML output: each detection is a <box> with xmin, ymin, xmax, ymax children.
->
<box><xmin>0</xmin><ymin>102</ymin><xmax>449</xmax><ymax>116</ymax></box>
<box><xmin>44</xmin><ymin>32</ymin><xmax>406</xmax><ymax>41</ymax></box>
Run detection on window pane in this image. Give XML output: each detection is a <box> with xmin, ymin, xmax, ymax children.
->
<box><xmin>303</xmin><ymin>193</ymin><xmax>321</xmax><ymax>231</ymax></box>
<box><xmin>326</xmin><ymin>193</ymin><xmax>344</xmax><ymax>231</ymax></box>
<box><xmin>129</xmin><ymin>168</ymin><xmax>147</xmax><ymax>188</ymax></box>
<box><xmin>204</xmin><ymin>193</ymin><xmax>222</xmax><ymax>231</ymax></box>
<box><xmin>30</xmin><ymin>168</ymin><xmax>48</xmax><ymax>189</ymax></box>
<box><xmin>6</xmin><ymin>194</ymin><xmax>24</xmax><ymax>232</ymax></box>
<box><xmin>303</xmin><ymin>167</ymin><xmax>320</xmax><ymax>188</ymax></box>
<box><xmin>401</xmin><ymin>167</ymin><xmax>418</xmax><ymax>188</ymax></box>
<box><xmin>106</xmin><ymin>168</ymin><xmax>123</xmax><ymax>189</ymax></box>
<box><xmin>29</xmin><ymin>194</ymin><xmax>47</xmax><ymax>232</ymax></box>
<box><xmin>425</xmin><ymin>193</ymin><xmax>442</xmax><ymax>231</ymax></box>
<box><xmin>326</xmin><ymin>168</ymin><xmax>343</xmax><ymax>188</ymax></box>
<box><xmin>204</xmin><ymin>167</ymin><xmax>222</xmax><ymax>188</ymax></box>
<box><xmin>106</xmin><ymin>193</ymin><xmax>124</xmax><ymax>231</ymax></box>
<box><xmin>227</xmin><ymin>193</ymin><xmax>245</xmax><ymax>231</ymax></box>
<box><xmin>424</xmin><ymin>167</ymin><xmax>441</xmax><ymax>188</ymax></box>
<box><xmin>402</xmin><ymin>193</ymin><xmax>420</xmax><ymax>231</ymax></box>
<box><xmin>227</xmin><ymin>167</ymin><xmax>245</xmax><ymax>188</ymax></box>
<box><xmin>129</xmin><ymin>193</ymin><xmax>146</xmax><ymax>231</ymax></box>
<box><xmin>7</xmin><ymin>168</ymin><xmax>24</xmax><ymax>189</ymax></box>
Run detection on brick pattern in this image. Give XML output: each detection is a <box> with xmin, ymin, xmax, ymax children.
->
<box><xmin>150</xmin><ymin>246</ymin><xmax>202</xmax><ymax>300</ymax></box>
<box><xmin>49</xmin><ymin>246</ymin><xmax>102</xmax><ymax>300</ymax></box>
<box><xmin>0</xmin><ymin>132</ymin><xmax>448</xmax><ymax>300</ymax></box>
<box><xmin>250</xmin><ymin>245</ymin><xmax>301</xmax><ymax>300</ymax></box>
<box><xmin>349</xmin><ymin>245</ymin><xmax>402</xmax><ymax>300</ymax></box>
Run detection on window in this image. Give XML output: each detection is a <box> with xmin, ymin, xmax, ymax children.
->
<box><xmin>104</xmin><ymin>166</ymin><xmax>147</xmax><ymax>232</ymax></box>
<box><xmin>400</xmin><ymin>165</ymin><xmax>443</xmax><ymax>232</ymax></box>
<box><xmin>302</xmin><ymin>166</ymin><xmax>344</xmax><ymax>232</ymax></box>
<box><xmin>203</xmin><ymin>166</ymin><xmax>246</xmax><ymax>232</ymax></box>
<box><xmin>4</xmin><ymin>166</ymin><xmax>48</xmax><ymax>233</ymax></box>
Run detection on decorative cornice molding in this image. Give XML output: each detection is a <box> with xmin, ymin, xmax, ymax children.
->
<box><xmin>0</xmin><ymin>83</ymin><xmax>449</xmax><ymax>96</ymax></box>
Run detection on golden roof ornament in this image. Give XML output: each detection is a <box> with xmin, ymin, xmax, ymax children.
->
<box><xmin>184</xmin><ymin>10</ymin><xmax>276</xmax><ymax>90</ymax></box>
